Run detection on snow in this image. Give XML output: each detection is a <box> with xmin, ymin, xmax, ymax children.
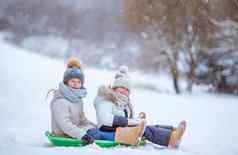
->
<box><xmin>0</xmin><ymin>36</ymin><xmax>238</xmax><ymax>155</ymax></box>
<box><xmin>21</xmin><ymin>36</ymin><xmax>69</xmax><ymax>58</ymax></box>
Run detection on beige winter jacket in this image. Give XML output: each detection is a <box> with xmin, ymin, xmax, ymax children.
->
<box><xmin>50</xmin><ymin>90</ymin><xmax>95</xmax><ymax>139</ymax></box>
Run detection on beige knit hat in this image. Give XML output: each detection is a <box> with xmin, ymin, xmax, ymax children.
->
<box><xmin>112</xmin><ymin>66</ymin><xmax>131</xmax><ymax>91</ymax></box>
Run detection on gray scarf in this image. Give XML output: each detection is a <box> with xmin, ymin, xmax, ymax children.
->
<box><xmin>59</xmin><ymin>82</ymin><xmax>87</xmax><ymax>103</ymax></box>
<box><xmin>115</xmin><ymin>93</ymin><xmax>134</xmax><ymax>118</ymax></box>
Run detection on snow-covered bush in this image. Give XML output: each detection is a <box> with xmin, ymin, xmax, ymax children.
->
<box><xmin>196</xmin><ymin>20</ymin><xmax>238</xmax><ymax>94</ymax></box>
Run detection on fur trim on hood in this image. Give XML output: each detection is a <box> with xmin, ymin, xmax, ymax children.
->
<box><xmin>97</xmin><ymin>85</ymin><xmax>118</xmax><ymax>105</ymax></box>
<box><xmin>95</xmin><ymin>86</ymin><xmax>134</xmax><ymax>119</ymax></box>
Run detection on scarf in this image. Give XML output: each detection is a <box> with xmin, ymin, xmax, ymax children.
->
<box><xmin>59</xmin><ymin>82</ymin><xmax>87</xmax><ymax>103</ymax></box>
<box><xmin>114</xmin><ymin>93</ymin><xmax>134</xmax><ymax>118</ymax></box>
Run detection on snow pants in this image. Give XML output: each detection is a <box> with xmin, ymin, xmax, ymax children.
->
<box><xmin>143</xmin><ymin>125</ymin><xmax>173</xmax><ymax>146</ymax></box>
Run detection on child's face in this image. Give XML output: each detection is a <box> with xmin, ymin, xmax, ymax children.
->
<box><xmin>114</xmin><ymin>87</ymin><xmax>129</xmax><ymax>96</ymax></box>
<box><xmin>67</xmin><ymin>78</ymin><xmax>82</xmax><ymax>89</ymax></box>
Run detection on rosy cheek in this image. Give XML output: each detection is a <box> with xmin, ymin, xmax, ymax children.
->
<box><xmin>75</xmin><ymin>84</ymin><xmax>80</xmax><ymax>88</ymax></box>
<box><xmin>121</xmin><ymin>91</ymin><xmax>129</xmax><ymax>96</ymax></box>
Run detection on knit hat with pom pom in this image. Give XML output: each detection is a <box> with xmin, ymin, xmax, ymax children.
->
<box><xmin>63</xmin><ymin>57</ymin><xmax>85</xmax><ymax>85</ymax></box>
<box><xmin>112</xmin><ymin>66</ymin><xmax>131</xmax><ymax>91</ymax></box>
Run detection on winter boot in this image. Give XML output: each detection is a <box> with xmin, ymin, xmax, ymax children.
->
<box><xmin>115</xmin><ymin>120</ymin><xmax>146</xmax><ymax>146</ymax></box>
<box><xmin>168</xmin><ymin>120</ymin><xmax>187</xmax><ymax>148</ymax></box>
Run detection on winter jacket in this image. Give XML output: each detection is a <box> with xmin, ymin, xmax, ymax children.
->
<box><xmin>50</xmin><ymin>90</ymin><xmax>95</xmax><ymax>139</ymax></box>
<box><xmin>94</xmin><ymin>86</ymin><xmax>173</xmax><ymax>146</ymax></box>
<box><xmin>94</xmin><ymin>86</ymin><xmax>139</xmax><ymax>131</ymax></box>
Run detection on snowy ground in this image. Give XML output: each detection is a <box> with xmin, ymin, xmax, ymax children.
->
<box><xmin>0</xmin><ymin>36</ymin><xmax>238</xmax><ymax>155</ymax></box>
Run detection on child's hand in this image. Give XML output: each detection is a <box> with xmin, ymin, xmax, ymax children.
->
<box><xmin>139</xmin><ymin>112</ymin><xmax>146</xmax><ymax>119</ymax></box>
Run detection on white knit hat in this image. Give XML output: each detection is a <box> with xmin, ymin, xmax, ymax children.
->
<box><xmin>112</xmin><ymin>66</ymin><xmax>131</xmax><ymax>91</ymax></box>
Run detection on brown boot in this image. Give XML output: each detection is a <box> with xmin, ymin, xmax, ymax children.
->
<box><xmin>115</xmin><ymin>120</ymin><xmax>146</xmax><ymax>146</ymax></box>
<box><xmin>168</xmin><ymin>120</ymin><xmax>187</xmax><ymax>148</ymax></box>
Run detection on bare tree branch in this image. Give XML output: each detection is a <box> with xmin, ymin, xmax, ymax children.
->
<box><xmin>233</xmin><ymin>0</ymin><xmax>238</xmax><ymax>9</ymax></box>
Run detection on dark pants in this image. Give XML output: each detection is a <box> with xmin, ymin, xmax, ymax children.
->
<box><xmin>143</xmin><ymin>125</ymin><xmax>173</xmax><ymax>146</ymax></box>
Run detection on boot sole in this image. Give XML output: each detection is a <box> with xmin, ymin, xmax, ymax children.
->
<box><xmin>175</xmin><ymin>121</ymin><xmax>187</xmax><ymax>147</ymax></box>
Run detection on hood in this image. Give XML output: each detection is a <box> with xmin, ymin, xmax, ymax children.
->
<box><xmin>93</xmin><ymin>86</ymin><xmax>118</xmax><ymax>107</ymax></box>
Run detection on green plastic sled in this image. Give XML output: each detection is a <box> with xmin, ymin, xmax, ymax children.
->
<box><xmin>45</xmin><ymin>131</ymin><xmax>146</xmax><ymax>148</ymax></box>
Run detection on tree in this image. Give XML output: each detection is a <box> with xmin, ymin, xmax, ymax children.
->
<box><xmin>122</xmin><ymin>0</ymin><xmax>217</xmax><ymax>94</ymax></box>
<box><xmin>196</xmin><ymin>20</ymin><xmax>238</xmax><ymax>94</ymax></box>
